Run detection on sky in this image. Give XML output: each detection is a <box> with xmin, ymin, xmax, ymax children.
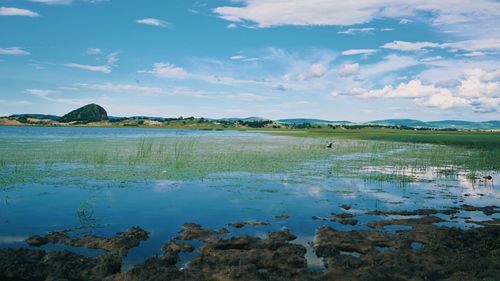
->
<box><xmin>0</xmin><ymin>0</ymin><xmax>499</xmax><ymax>121</ymax></box>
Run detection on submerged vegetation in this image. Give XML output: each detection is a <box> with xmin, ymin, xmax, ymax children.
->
<box><xmin>0</xmin><ymin>127</ymin><xmax>498</xmax><ymax>188</ymax></box>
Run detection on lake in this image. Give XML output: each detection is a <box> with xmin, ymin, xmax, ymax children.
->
<box><xmin>0</xmin><ymin>126</ymin><xmax>499</xmax><ymax>279</ymax></box>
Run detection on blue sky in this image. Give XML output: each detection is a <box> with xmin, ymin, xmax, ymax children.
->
<box><xmin>0</xmin><ymin>0</ymin><xmax>499</xmax><ymax>121</ymax></box>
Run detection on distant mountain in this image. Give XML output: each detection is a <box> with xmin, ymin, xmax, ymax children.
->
<box><xmin>367</xmin><ymin>119</ymin><xmax>500</xmax><ymax>130</ymax></box>
<box><xmin>278</xmin><ymin>118</ymin><xmax>352</xmax><ymax>125</ymax></box>
<box><xmin>366</xmin><ymin>119</ymin><xmax>430</xmax><ymax>127</ymax></box>
<box><xmin>10</xmin><ymin>114</ymin><xmax>60</xmax><ymax>120</ymax></box>
<box><xmin>59</xmin><ymin>104</ymin><xmax>108</xmax><ymax>123</ymax></box>
<box><xmin>217</xmin><ymin>117</ymin><xmax>270</xmax><ymax>122</ymax></box>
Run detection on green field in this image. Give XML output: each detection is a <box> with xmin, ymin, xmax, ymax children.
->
<box><xmin>276</xmin><ymin>128</ymin><xmax>500</xmax><ymax>148</ymax></box>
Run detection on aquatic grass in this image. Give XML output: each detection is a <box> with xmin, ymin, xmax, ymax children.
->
<box><xmin>0</xmin><ymin>130</ymin><xmax>498</xmax><ymax>188</ymax></box>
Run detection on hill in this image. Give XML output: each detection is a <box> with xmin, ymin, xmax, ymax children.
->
<box><xmin>10</xmin><ymin>114</ymin><xmax>60</xmax><ymax>120</ymax></box>
<box><xmin>367</xmin><ymin>119</ymin><xmax>500</xmax><ymax>130</ymax></box>
<box><xmin>278</xmin><ymin>118</ymin><xmax>352</xmax><ymax>125</ymax></box>
<box><xmin>59</xmin><ymin>104</ymin><xmax>108</xmax><ymax>123</ymax></box>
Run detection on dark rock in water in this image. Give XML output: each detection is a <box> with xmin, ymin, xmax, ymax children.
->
<box><xmin>216</xmin><ymin>227</ymin><xmax>230</xmax><ymax>234</ymax></box>
<box><xmin>25</xmin><ymin>226</ymin><xmax>149</xmax><ymax>257</ymax></box>
<box><xmin>187</xmin><ymin>228</ymin><xmax>308</xmax><ymax>280</ymax></box>
<box><xmin>460</xmin><ymin>204</ymin><xmax>499</xmax><ymax>216</ymax></box>
<box><xmin>340</xmin><ymin>204</ymin><xmax>352</xmax><ymax>210</ymax></box>
<box><xmin>175</xmin><ymin>223</ymin><xmax>219</xmax><ymax>242</ymax></box>
<box><xmin>331</xmin><ymin>213</ymin><xmax>355</xmax><ymax>219</ymax></box>
<box><xmin>0</xmin><ymin>248</ymin><xmax>121</xmax><ymax>281</ymax></box>
<box><xmin>366</xmin><ymin>207</ymin><xmax>459</xmax><ymax>216</ymax></box>
<box><xmin>366</xmin><ymin>215</ymin><xmax>444</xmax><ymax>229</ymax></box>
<box><xmin>275</xmin><ymin>213</ymin><xmax>290</xmax><ymax>219</ymax></box>
<box><xmin>59</xmin><ymin>103</ymin><xmax>108</xmax><ymax>123</ymax></box>
<box><xmin>25</xmin><ymin>235</ymin><xmax>48</xmax><ymax>247</ymax></box>
<box><xmin>314</xmin><ymin>218</ymin><xmax>500</xmax><ymax>281</ymax></box>
<box><xmin>312</xmin><ymin>215</ymin><xmax>327</xmax><ymax>221</ymax></box>
<box><xmin>6</xmin><ymin>210</ymin><xmax>500</xmax><ymax>281</ymax></box>
<box><xmin>338</xmin><ymin>219</ymin><xmax>358</xmax><ymax>225</ymax></box>
<box><xmin>227</xmin><ymin>220</ymin><xmax>270</xmax><ymax>228</ymax></box>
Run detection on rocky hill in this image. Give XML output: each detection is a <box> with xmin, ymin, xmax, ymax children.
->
<box><xmin>59</xmin><ymin>104</ymin><xmax>108</xmax><ymax>123</ymax></box>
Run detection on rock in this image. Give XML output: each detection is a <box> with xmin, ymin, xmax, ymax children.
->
<box><xmin>366</xmin><ymin>208</ymin><xmax>459</xmax><ymax>216</ymax></box>
<box><xmin>312</xmin><ymin>216</ymin><xmax>327</xmax><ymax>221</ymax></box>
<box><xmin>460</xmin><ymin>204</ymin><xmax>499</xmax><ymax>216</ymax></box>
<box><xmin>339</xmin><ymin>219</ymin><xmax>358</xmax><ymax>225</ymax></box>
<box><xmin>340</xmin><ymin>204</ymin><xmax>352</xmax><ymax>210</ymax></box>
<box><xmin>314</xmin><ymin>219</ymin><xmax>500</xmax><ymax>281</ymax></box>
<box><xmin>216</xmin><ymin>228</ymin><xmax>230</xmax><ymax>234</ymax></box>
<box><xmin>25</xmin><ymin>235</ymin><xmax>48</xmax><ymax>247</ymax></box>
<box><xmin>175</xmin><ymin>223</ymin><xmax>218</xmax><ymax>241</ymax></box>
<box><xmin>227</xmin><ymin>220</ymin><xmax>270</xmax><ymax>228</ymax></box>
<box><xmin>331</xmin><ymin>213</ymin><xmax>355</xmax><ymax>219</ymax></box>
<box><xmin>0</xmin><ymin>248</ymin><xmax>121</xmax><ymax>281</ymax></box>
<box><xmin>275</xmin><ymin>213</ymin><xmax>290</xmax><ymax>219</ymax></box>
<box><xmin>59</xmin><ymin>104</ymin><xmax>108</xmax><ymax>123</ymax></box>
<box><xmin>25</xmin><ymin>226</ymin><xmax>149</xmax><ymax>257</ymax></box>
<box><xmin>366</xmin><ymin>216</ymin><xmax>444</xmax><ymax>229</ymax></box>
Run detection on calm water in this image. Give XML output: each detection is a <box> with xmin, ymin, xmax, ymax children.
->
<box><xmin>0</xmin><ymin>126</ymin><xmax>498</xmax><ymax>270</ymax></box>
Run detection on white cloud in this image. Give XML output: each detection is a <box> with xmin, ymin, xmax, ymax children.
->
<box><xmin>227</xmin><ymin>23</ymin><xmax>237</xmax><ymax>28</ymax></box>
<box><xmin>63</xmin><ymin>63</ymin><xmax>111</xmax><ymax>73</ymax></box>
<box><xmin>338</xmin><ymin>63</ymin><xmax>360</xmax><ymax>77</ymax></box>
<box><xmin>106</xmin><ymin>52</ymin><xmax>119</xmax><ymax>65</ymax></box>
<box><xmin>338</xmin><ymin>27</ymin><xmax>374</xmax><ymax>35</ymax></box>
<box><xmin>298</xmin><ymin>63</ymin><xmax>328</xmax><ymax>80</ymax></box>
<box><xmin>462</xmin><ymin>52</ymin><xmax>487</xmax><ymax>57</ymax></box>
<box><xmin>441</xmin><ymin>38</ymin><xmax>500</xmax><ymax>52</ymax></box>
<box><xmin>25</xmin><ymin>89</ymin><xmax>92</xmax><ymax>106</ymax></box>
<box><xmin>139</xmin><ymin>62</ymin><xmax>188</xmax><ymax>78</ymax></box>
<box><xmin>65</xmin><ymin>52</ymin><xmax>118</xmax><ymax>74</ymax></box>
<box><xmin>230</xmin><ymin>55</ymin><xmax>246</xmax><ymax>60</ymax></box>
<box><xmin>361</xmin><ymin>80</ymin><xmax>444</xmax><ymax>98</ymax></box>
<box><xmin>224</xmin><ymin>93</ymin><xmax>268</xmax><ymax>102</ymax></box>
<box><xmin>399</xmin><ymin>18</ymin><xmax>412</xmax><ymax>24</ymax></box>
<box><xmin>342</xmin><ymin>49</ymin><xmax>377</xmax><ymax>56</ymax></box>
<box><xmin>85</xmin><ymin>48</ymin><xmax>102</xmax><ymax>55</ymax></box>
<box><xmin>0</xmin><ymin>7</ymin><xmax>39</xmax><ymax>17</ymax></box>
<box><xmin>359</xmin><ymin>54</ymin><xmax>418</xmax><ymax>80</ymax></box>
<box><xmin>381</xmin><ymin>39</ymin><xmax>500</xmax><ymax>53</ymax></box>
<box><xmin>420</xmin><ymin>56</ymin><xmax>443</xmax><ymax>62</ymax></box>
<box><xmin>30</xmin><ymin>0</ymin><xmax>72</xmax><ymax>4</ymax></box>
<box><xmin>415</xmin><ymin>92</ymin><xmax>469</xmax><ymax>109</ymax></box>
<box><xmin>381</xmin><ymin>41</ymin><xmax>440</xmax><ymax>51</ymax></box>
<box><xmin>30</xmin><ymin>0</ymin><xmax>109</xmax><ymax>4</ymax></box>
<box><xmin>75</xmin><ymin>83</ymin><xmax>164</xmax><ymax>96</ymax></box>
<box><xmin>136</xmin><ymin>18</ymin><xmax>169</xmax><ymax>28</ymax></box>
<box><xmin>0</xmin><ymin>47</ymin><xmax>30</xmax><ymax>56</ymax></box>
<box><xmin>354</xmin><ymin>68</ymin><xmax>500</xmax><ymax>112</ymax></box>
<box><xmin>213</xmin><ymin>1</ymin><xmax>500</xmax><ymax>27</ymax></box>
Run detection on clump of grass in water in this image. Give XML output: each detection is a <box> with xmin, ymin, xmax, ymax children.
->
<box><xmin>173</xmin><ymin>138</ymin><xmax>195</xmax><ymax>169</ymax></box>
<box><xmin>87</xmin><ymin>151</ymin><xmax>108</xmax><ymax>166</ymax></box>
<box><xmin>77</xmin><ymin>198</ymin><xmax>100</xmax><ymax>233</ymax></box>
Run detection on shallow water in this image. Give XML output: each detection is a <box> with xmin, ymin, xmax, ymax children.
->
<box><xmin>0</xmin><ymin>126</ymin><xmax>499</xmax><ymax>270</ymax></box>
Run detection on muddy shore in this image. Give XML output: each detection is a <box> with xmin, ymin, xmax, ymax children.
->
<box><xmin>1</xmin><ymin>205</ymin><xmax>499</xmax><ymax>281</ymax></box>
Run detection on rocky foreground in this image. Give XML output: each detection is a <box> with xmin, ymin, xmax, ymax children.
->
<box><xmin>1</xmin><ymin>205</ymin><xmax>499</xmax><ymax>281</ymax></box>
